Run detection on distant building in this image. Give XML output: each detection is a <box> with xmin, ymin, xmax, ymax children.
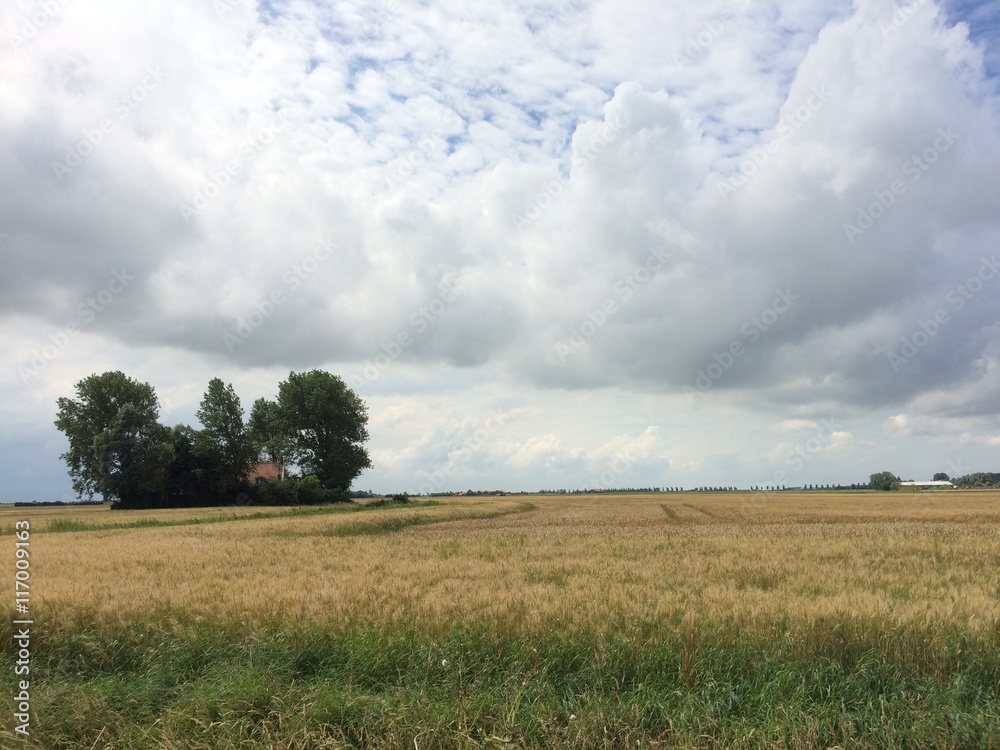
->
<box><xmin>899</xmin><ymin>480</ymin><xmax>954</xmax><ymax>489</ymax></box>
<box><xmin>247</xmin><ymin>462</ymin><xmax>284</xmax><ymax>483</ymax></box>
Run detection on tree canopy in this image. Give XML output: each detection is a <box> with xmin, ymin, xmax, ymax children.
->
<box><xmin>869</xmin><ymin>471</ymin><xmax>901</xmax><ymax>492</ymax></box>
<box><xmin>195</xmin><ymin>378</ymin><xmax>257</xmax><ymax>497</ymax></box>
<box><xmin>54</xmin><ymin>370</ymin><xmax>370</xmax><ymax>508</ymax></box>
<box><xmin>276</xmin><ymin>370</ymin><xmax>372</xmax><ymax>490</ymax></box>
<box><xmin>248</xmin><ymin>397</ymin><xmax>292</xmax><ymax>465</ymax></box>
<box><xmin>54</xmin><ymin>371</ymin><xmax>167</xmax><ymax>508</ymax></box>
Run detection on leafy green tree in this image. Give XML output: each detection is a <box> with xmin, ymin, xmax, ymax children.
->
<box><xmin>54</xmin><ymin>371</ymin><xmax>167</xmax><ymax>507</ymax></box>
<box><xmin>276</xmin><ymin>370</ymin><xmax>371</xmax><ymax>491</ymax></box>
<box><xmin>869</xmin><ymin>471</ymin><xmax>901</xmax><ymax>492</ymax></box>
<box><xmin>954</xmin><ymin>472</ymin><xmax>999</xmax><ymax>488</ymax></box>
<box><xmin>933</xmin><ymin>472</ymin><xmax>950</xmax><ymax>482</ymax></box>
<box><xmin>195</xmin><ymin>378</ymin><xmax>256</xmax><ymax>498</ymax></box>
<box><xmin>248</xmin><ymin>397</ymin><xmax>292</xmax><ymax>466</ymax></box>
<box><xmin>163</xmin><ymin>424</ymin><xmax>215</xmax><ymax>505</ymax></box>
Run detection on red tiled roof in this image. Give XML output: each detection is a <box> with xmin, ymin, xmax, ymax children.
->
<box><xmin>247</xmin><ymin>462</ymin><xmax>283</xmax><ymax>481</ymax></box>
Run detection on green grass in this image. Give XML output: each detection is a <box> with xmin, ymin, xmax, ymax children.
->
<box><xmin>27</xmin><ymin>501</ymin><xmax>442</xmax><ymax>536</ymax></box>
<box><xmin>4</xmin><ymin>611</ymin><xmax>999</xmax><ymax>749</ymax></box>
<box><xmin>45</xmin><ymin>519</ymin><xmax>91</xmax><ymax>533</ymax></box>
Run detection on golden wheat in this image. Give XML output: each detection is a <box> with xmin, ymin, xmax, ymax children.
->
<box><xmin>13</xmin><ymin>492</ymin><xmax>1000</xmax><ymax>636</ymax></box>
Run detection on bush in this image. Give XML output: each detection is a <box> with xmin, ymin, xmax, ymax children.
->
<box><xmin>229</xmin><ymin>476</ymin><xmax>352</xmax><ymax>507</ymax></box>
<box><xmin>255</xmin><ymin>478</ymin><xmax>299</xmax><ymax>506</ymax></box>
<box><xmin>869</xmin><ymin>471</ymin><xmax>901</xmax><ymax>492</ymax></box>
<box><xmin>297</xmin><ymin>475</ymin><xmax>326</xmax><ymax>505</ymax></box>
<box><xmin>392</xmin><ymin>493</ymin><xmax>410</xmax><ymax>504</ymax></box>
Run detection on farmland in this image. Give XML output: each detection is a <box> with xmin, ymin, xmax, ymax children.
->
<box><xmin>3</xmin><ymin>491</ymin><xmax>1000</xmax><ymax>748</ymax></box>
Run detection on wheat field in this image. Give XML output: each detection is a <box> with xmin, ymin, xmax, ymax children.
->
<box><xmin>4</xmin><ymin>491</ymin><xmax>1000</xmax><ymax>748</ymax></box>
<box><xmin>14</xmin><ymin>491</ymin><xmax>1000</xmax><ymax>631</ymax></box>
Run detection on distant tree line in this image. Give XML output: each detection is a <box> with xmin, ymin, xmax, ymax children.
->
<box><xmin>800</xmin><ymin>483</ymin><xmax>872</xmax><ymax>491</ymax></box>
<box><xmin>530</xmin><ymin>488</ymin><xmax>684</xmax><ymax>495</ymax></box>
<box><xmin>952</xmin><ymin>472</ymin><xmax>1000</xmax><ymax>488</ymax></box>
<box><xmin>868</xmin><ymin>471</ymin><xmax>1000</xmax><ymax>491</ymax></box>
<box><xmin>54</xmin><ymin>370</ymin><xmax>371</xmax><ymax>509</ymax></box>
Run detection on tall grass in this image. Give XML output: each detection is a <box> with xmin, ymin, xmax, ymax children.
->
<box><xmin>4</xmin><ymin>608</ymin><xmax>999</xmax><ymax>749</ymax></box>
<box><xmin>21</xmin><ymin>501</ymin><xmax>442</xmax><ymax>535</ymax></box>
<box><xmin>3</xmin><ymin>493</ymin><xmax>1000</xmax><ymax>747</ymax></box>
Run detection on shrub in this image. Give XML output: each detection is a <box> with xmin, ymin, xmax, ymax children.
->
<box><xmin>392</xmin><ymin>493</ymin><xmax>410</xmax><ymax>504</ymax></box>
<box><xmin>297</xmin><ymin>475</ymin><xmax>326</xmax><ymax>505</ymax></box>
<box><xmin>256</xmin><ymin>478</ymin><xmax>299</xmax><ymax>506</ymax></box>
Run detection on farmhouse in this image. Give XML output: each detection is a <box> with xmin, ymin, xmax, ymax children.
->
<box><xmin>900</xmin><ymin>480</ymin><xmax>955</xmax><ymax>489</ymax></box>
<box><xmin>247</xmin><ymin>462</ymin><xmax>284</xmax><ymax>483</ymax></box>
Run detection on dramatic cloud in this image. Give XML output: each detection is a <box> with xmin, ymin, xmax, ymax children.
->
<box><xmin>2</xmin><ymin>0</ymin><xmax>999</xmax><ymax>500</ymax></box>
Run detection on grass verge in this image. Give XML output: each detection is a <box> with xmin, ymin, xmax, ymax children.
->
<box><xmin>3</xmin><ymin>611</ymin><xmax>998</xmax><ymax>749</ymax></box>
<box><xmin>30</xmin><ymin>501</ymin><xmax>443</xmax><ymax>535</ymax></box>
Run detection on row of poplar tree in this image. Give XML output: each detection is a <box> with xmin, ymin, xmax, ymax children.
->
<box><xmin>54</xmin><ymin>370</ymin><xmax>371</xmax><ymax>509</ymax></box>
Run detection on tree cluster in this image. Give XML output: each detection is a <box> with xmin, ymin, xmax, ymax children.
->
<box><xmin>55</xmin><ymin>370</ymin><xmax>371</xmax><ymax>509</ymax></box>
<box><xmin>869</xmin><ymin>471</ymin><xmax>901</xmax><ymax>491</ymax></box>
<box><xmin>953</xmin><ymin>472</ymin><xmax>1000</xmax><ymax>488</ymax></box>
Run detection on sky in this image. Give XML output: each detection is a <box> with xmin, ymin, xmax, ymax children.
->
<box><xmin>2</xmin><ymin>0</ymin><xmax>1000</xmax><ymax>501</ymax></box>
